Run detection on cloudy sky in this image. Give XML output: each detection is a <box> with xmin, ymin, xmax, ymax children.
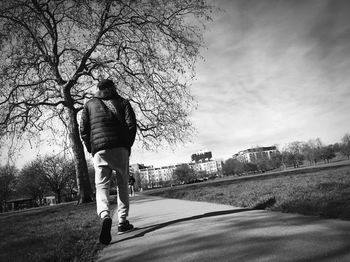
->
<box><xmin>131</xmin><ymin>0</ymin><xmax>350</xmax><ymax>167</ymax></box>
<box><xmin>4</xmin><ymin>0</ymin><xmax>350</xmax><ymax>168</ymax></box>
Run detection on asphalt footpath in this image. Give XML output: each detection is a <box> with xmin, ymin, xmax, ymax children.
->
<box><xmin>97</xmin><ymin>195</ymin><xmax>350</xmax><ymax>262</ymax></box>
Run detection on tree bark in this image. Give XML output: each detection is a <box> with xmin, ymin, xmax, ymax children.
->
<box><xmin>66</xmin><ymin>107</ymin><xmax>93</xmax><ymax>203</ymax></box>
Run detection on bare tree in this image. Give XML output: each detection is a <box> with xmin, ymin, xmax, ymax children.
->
<box><xmin>341</xmin><ymin>133</ymin><xmax>350</xmax><ymax>159</ymax></box>
<box><xmin>319</xmin><ymin>145</ymin><xmax>336</xmax><ymax>164</ymax></box>
<box><xmin>301</xmin><ymin>138</ymin><xmax>323</xmax><ymax>165</ymax></box>
<box><xmin>0</xmin><ymin>165</ymin><xmax>18</xmax><ymax>212</ymax></box>
<box><xmin>41</xmin><ymin>155</ymin><xmax>75</xmax><ymax>203</ymax></box>
<box><xmin>282</xmin><ymin>141</ymin><xmax>304</xmax><ymax>168</ymax></box>
<box><xmin>17</xmin><ymin>159</ymin><xmax>48</xmax><ymax>204</ymax></box>
<box><xmin>0</xmin><ymin>0</ymin><xmax>213</xmax><ymax>203</ymax></box>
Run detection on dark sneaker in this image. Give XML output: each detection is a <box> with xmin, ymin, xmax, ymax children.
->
<box><xmin>118</xmin><ymin>220</ymin><xmax>134</xmax><ymax>234</ymax></box>
<box><xmin>99</xmin><ymin>216</ymin><xmax>112</xmax><ymax>245</ymax></box>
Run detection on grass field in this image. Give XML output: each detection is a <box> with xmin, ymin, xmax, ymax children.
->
<box><xmin>0</xmin><ymin>200</ymin><xmax>117</xmax><ymax>262</ymax></box>
<box><xmin>144</xmin><ymin>163</ymin><xmax>350</xmax><ymax>220</ymax></box>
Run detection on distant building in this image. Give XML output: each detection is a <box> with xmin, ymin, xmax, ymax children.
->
<box><xmin>191</xmin><ymin>150</ymin><xmax>212</xmax><ymax>163</ymax></box>
<box><xmin>130</xmin><ymin>163</ymin><xmax>149</xmax><ymax>174</ymax></box>
<box><xmin>139</xmin><ymin>164</ymin><xmax>181</xmax><ymax>188</ymax></box>
<box><xmin>138</xmin><ymin>150</ymin><xmax>222</xmax><ymax>188</ymax></box>
<box><xmin>233</xmin><ymin>146</ymin><xmax>278</xmax><ymax>163</ymax></box>
<box><xmin>190</xmin><ymin>159</ymin><xmax>222</xmax><ymax>175</ymax></box>
<box><xmin>3</xmin><ymin>198</ymin><xmax>36</xmax><ymax>212</ymax></box>
<box><xmin>44</xmin><ymin>196</ymin><xmax>57</xmax><ymax>206</ymax></box>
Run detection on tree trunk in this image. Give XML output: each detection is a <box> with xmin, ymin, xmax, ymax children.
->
<box><xmin>57</xmin><ymin>190</ymin><xmax>61</xmax><ymax>204</ymax></box>
<box><xmin>66</xmin><ymin>107</ymin><xmax>93</xmax><ymax>204</ymax></box>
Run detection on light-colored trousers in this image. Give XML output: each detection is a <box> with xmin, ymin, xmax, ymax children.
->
<box><xmin>93</xmin><ymin>147</ymin><xmax>129</xmax><ymax>223</ymax></box>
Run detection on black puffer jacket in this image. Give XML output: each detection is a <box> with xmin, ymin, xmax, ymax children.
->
<box><xmin>79</xmin><ymin>89</ymin><xmax>137</xmax><ymax>156</ymax></box>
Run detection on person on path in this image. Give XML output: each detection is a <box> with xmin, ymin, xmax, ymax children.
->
<box><xmin>128</xmin><ymin>174</ymin><xmax>136</xmax><ymax>196</ymax></box>
<box><xmin>80</xmin><ymin>79</ymin><xmax>137</xmax><ymax>245</ymax></box>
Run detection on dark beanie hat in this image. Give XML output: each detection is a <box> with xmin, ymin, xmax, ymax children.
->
<box><xmin>97</xmin><ymin>79</ymin><xmax>115</xmax><ymax>90</ymax></box>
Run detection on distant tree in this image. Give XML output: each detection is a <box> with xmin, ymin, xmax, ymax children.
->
<box><xmin>269</xmin><ymin>151</ymin><xmax>283</xmax><ymax>169</ymax></box>
<box><xmin>301</xmin><ymin>141</ymin><xmax>317</xmax><ymax>165</ymax></box>
<box><xmin>288</xmin><ymin>141</ymin><xmax>304</xmax><ymax>154</ymax></box>
<box><xmin>0</xmin><ymin>0</ymin><xmax>213</xmax><ymax>203</ymax></box>
<box><xmin>41</xmin><ymin>155</ymin><xmax>76</xmax><ymax>203</ymax></box>
<box><xmin>157</xmin><ymin>177</ymin><xmax>167</xmax><ymax>188</ymax></box>
<box><xmin>301</xmin><ymin>138</ymin><xmax>324</xmax><ymax>165</ymax></box>
<box><xmin>340</xmin><ymin>133</ymin><xmax>350</xmax><ymax>159</ymax></box>
<box><xmin>332</xmin><ymin>142</ymin><xmax>342</xmax><ymax>153</ymax></box>
<box><xmin>196</xmin><ymin>170</ymin><xmax>208</xmax><ymax>179</ymax></box>
<box><xmin>312</xmin><ymin>138</ymin><xmax>324</xmax><ymax>163</ymax></box>
<box><xmin>173</xmin><ymin>164</ymin><xmax>196</xmax><ymax>184</ymax></box>
<box><xmin>133</xmin><ymin>171</ymin><xmax>141</xmax><ymax>191</ymax></box>
<box><xmin>223</xmin><ymin>158</ymin><xmax>235</xmax><ymax>176</ymax></box>
<box><xmin>64</xmin><ymin>162</ymin><xmax>80</xmax><ymax>202</ymax></box>
<box><xmin>148</xmin><ymin>173</ymin><xmax>156</xmax><ymax>188</ymax></box>
<box><xmin>160</xmin><ymin>179</ymin><xmax>173</xmax><ymax>188</ymax></box>
<box><xmin>319</xmin><ymin>145</ymin><xmax>336</xmax><ymax>164</ymax></box>
<box><xmin>138</xmin><ymin>172</ymin><xmax>149</xmax><ymax>190</ymax></box>
<box><xmin>243</xmin><ymin>162</ymin><xmax>258</xmax><ymax>173</ymax></box>
<box><xmin>281</xmin><ymin>151</ymin><xmax>303</xmax><ymax>168</ymax></box>
<box><xmin>0</xmin><ymin>165</ymin><xmax>18</xmax><ymax>211</ymax></box>
<box><xmin>250</xmin><ymin>151</ymin><xmax>283</xmax><ymax>173</ymax></box>
<box><xmin>223</xmin><ymin>158</ymin><xmax>243</xmax><ymax>176</ymax></box>
<box><xmin>17</xmin><ymin>160</ymin><xmax>48</xmax><ymax>204</ymax></box>
<box><xmin>253</xmin><ymin>160</ymin><xmax>264</xmax><ymax>173</ymax></box>
<box><xmin>283</xmin><ymin>141</ymin><xmax>305</xmax><ymax>168</ymax></box>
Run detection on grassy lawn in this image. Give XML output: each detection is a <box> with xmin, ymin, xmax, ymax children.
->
<box><xmin>144</xmin><ymin>164</ymin><xmax>350</xmax><ymax>220</ymax></box>
<box><xmin>0</xmin><ymin>201</ymin><xmax>116</xmax><ymax>262</ymax></box>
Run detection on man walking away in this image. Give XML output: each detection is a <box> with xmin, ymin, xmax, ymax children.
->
<box><xmin>80</xmin><ymin>79</ymin><xmax>137</xmax><ymax>245</ymax></box>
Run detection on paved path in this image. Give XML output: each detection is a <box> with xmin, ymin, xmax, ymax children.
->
<box><xmin>97</xmin><ymin>195</ymin><xmax>350</xmax><ymax>262</ymax></box>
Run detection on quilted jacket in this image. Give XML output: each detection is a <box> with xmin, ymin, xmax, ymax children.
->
<box><xmin>79</xmin><ymin>89</ymin><xmax>137</xmax><ymax>156</ymax></box>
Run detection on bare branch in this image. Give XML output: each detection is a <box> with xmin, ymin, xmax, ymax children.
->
<box><xmin>1</xmin><ymin>0</ymin><xmax>213</xmax><ymax>151</ymax></box>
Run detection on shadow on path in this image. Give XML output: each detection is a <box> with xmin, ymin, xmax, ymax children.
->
<box><xmin>112</xmin><ymin>208</ymin><xmax>251</xmax><ymax>244</ymax></box>
<box><xmin>99</xmin><ymin>196</ymin><xmax>350</xmax><ymax>262</ymax></box>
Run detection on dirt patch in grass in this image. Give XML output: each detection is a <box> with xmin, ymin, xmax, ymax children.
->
<box><xmin>144</xmin><ymin>166</ymin><xmax>350</xmax><ymax>220</ymax></box>
<box><xmin>0</xmin><ymin>201</ymin><xmax>117</xmax><ymax>262</ymax></box>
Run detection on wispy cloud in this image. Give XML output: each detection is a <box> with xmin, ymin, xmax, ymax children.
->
<box><xmin>184</xmin><ymin>0</ymin><xmax>350</xmax><ymax>160</ymax></box>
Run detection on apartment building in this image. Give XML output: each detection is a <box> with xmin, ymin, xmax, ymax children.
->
<box><xmin>139</xmin><ymin>164</ymin><xmax>181</xmax><ymax>188</ymax></box>
<box><xmin>190</xmin><ymin>159</ymin><xmax>222</xmax><ymax>174</ymax></box>
<box><xmin>233</xmin><ymin>146</ymin><xmax>277</xmax><ymax>163</ymax></box>
<box><xmin>138</xmin><ymin>151</ymin><xmax>222</xmax><ymax>188</ymax></box>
